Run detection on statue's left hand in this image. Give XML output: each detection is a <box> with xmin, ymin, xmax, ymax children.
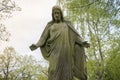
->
<box><xmin>82</xmin><ymin>41</ymin><xmax>90</xmax><ymax>48</ymax></box>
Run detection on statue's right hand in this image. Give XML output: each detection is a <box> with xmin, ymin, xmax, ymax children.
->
<box><xmin>29</xmin><ymin>44</ymin><xmax>38</xmax><ymax>51</ymax></box>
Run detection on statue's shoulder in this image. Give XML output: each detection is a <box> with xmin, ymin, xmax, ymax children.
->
<box><xmin>44</xmin><ymin>21</ymin><xmax>54</xmax><ymax>29</ymax></box>
<box><xmin>64</xmin><ymin>20</ymin><xmax>80</xmax><ymax>36</ymax></box>
<box><xmin>47</xmin><ymin>21</ymin><xmax>54</xmax><ymax>25</ymax></box>
<box><xmin>64</xmin><ymin>20</ymin><xmax>74</xmax><ymax>28</ymax></box>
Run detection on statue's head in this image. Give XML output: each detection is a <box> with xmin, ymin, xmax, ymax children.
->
<box><xmin>52</xmin><ymin>5</ymin><xmax>64</xmax><ymax>22</ymax></box>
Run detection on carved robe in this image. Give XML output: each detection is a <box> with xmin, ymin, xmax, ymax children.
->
<box><xmin>36</xmin><ymin>21</ymin><xmax>87</xmax><ymax>80</ymax></box>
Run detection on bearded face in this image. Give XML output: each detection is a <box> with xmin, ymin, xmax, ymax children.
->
<box><xmin>53</xmin><ymin>9</ymin><xmax>61</xmax><ymax>23</ymax></box>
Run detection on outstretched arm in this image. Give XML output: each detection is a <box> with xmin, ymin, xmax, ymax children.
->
<box><xmin>82</xmin><ymin>41</ymin><xmax>90</xmax><ymax>48</ymax></box>
<box><xmin>36</xmin><ymin>24</ymin><xmax>50</xmax><ymax>47</ymax></box>
<box><xmin>76</xmin><ymin>36</ymin><xmax>90</xmax><ymax>48</ymax></box>
<box><xmin>29</xmin><ymin>44</ymin><xmax>38</xmax><ymax>51</ymax></box>
<box><xmin>29</xmin><ymin>22</ymin><xmax>51</xmax><ymax>51</ymax></box>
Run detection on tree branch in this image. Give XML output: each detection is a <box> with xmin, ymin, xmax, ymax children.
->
<box><xmin>69</xmin><ymin>0</ymin><xmax>100</xmax><ymax>9</ymax></box>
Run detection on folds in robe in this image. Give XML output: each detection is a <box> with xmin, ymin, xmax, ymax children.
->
<box><xmin>36</xmin><ymin>21</ymin><xmax>87</xmax><ymax>80</ymax></box>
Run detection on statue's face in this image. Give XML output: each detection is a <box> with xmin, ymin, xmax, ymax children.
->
<box><xmin>53</xmin><ymin>9</ymin><xmax>61</xmax><ymax>22</ymax></box>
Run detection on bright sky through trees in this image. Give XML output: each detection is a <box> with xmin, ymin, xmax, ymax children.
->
<box><xmin>2</xmin><ymin>0</ymin><xmax>56</xmax><ymax>60</ymax></box>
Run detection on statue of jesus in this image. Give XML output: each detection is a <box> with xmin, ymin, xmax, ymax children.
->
<box><xmin>30</xmin><ymin>5</ymin><xmax>89</xmax><ymax>80</ymax></box>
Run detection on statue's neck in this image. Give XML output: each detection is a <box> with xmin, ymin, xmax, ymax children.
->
<box><xmin>55</xmin><ymin>20</ymin><xmax>62</xmax><ymax>23</ymax></box>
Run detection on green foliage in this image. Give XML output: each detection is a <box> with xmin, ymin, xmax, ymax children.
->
<box><xmin>0</xmin><ymin>24</ymin><xmax>10</xmax><ymax>41</ymax></box>
<box><xmin>0</xmin><ymin>47</ymin><xmax>48</xmax><ymax>80</ymax></box>
<box><xmin>57</xmin><ymin>0</ymin><xmax>120</xmax><ymax>80</ymax></box>
<box><xmin>104</xmin><ymin>38</ymin><xmax>120</xmax><ymax>80</ymax></box>
<box><xmin>0</xmin><ymin>47</ymin><xmax>18</xmax><ymax>80</ymax></box>
<box><xmin>87</xmin><ymin>60</ymin><xmax>97</xmax><ymax>80</ymax></box>
<box><xmin>0</xmin><ymin>0</ymin><xmax>21</xmax><ymax>42</ymax></box>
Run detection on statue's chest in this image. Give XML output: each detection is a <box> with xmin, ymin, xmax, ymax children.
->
<box><xmin>50</xmin><ymin>22</ymin><xmax>68</xmax><ymax>33</ymax></box>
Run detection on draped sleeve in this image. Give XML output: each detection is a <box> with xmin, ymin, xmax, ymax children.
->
<box><xmin>36</xmin><ymin>22</ymin><xmax>53</xmax><ymax>60</ymax></box>
<box><xmin>66</xmin><ymin>21</ymin><xmax>83</xmax><ymax>46</ymax></box>
<box><xmin>66</xmin><ymin>21</ymin><xmax>87</xmax><ymax>79</ymax></box>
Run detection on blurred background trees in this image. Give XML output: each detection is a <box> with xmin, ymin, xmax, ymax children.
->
<box><xmin>0</xmin><ymin>47</ymin><xmax>48</xmax><ymax>80</ymax></box>
<box><xmin>57</xmin><ymin>0</ymin><xmax>120</xmax><ymax>80</ymax></box>
<box><xmin>0</xmin><ymin>0</ymin><xmax>48</xmax><ymax>80</ymax></box>
<box><xmin>0</xmin><ymin>0</ymin><xmax>120</xmax><ymax>80</ymax></box>
<box><xmin>0</xmin><ymin>0</ymin><xmax>21</xmax><ymax>42</ymax></box>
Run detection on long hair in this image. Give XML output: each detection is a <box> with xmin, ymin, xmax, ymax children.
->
<box><xmin>52</xmin><ymin>5</ymin><xmax>64</xmax><ymax>22</ymax></box>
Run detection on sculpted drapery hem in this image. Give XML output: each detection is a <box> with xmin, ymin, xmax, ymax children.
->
<box><xmin>36</xmin><ymin>21</ymin><xmax>87</xmax><ymax>80</ymax></box>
